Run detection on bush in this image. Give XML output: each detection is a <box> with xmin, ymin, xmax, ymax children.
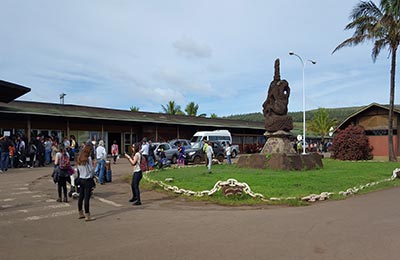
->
<box><xmin>330</xmin><ymin>124</ymin><xmax>373</xmax><ymax>160</ymax></box>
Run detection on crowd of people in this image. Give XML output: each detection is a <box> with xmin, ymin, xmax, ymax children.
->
<box><xmin>0</xmin><ymin>134</ymin><xmax>80</xmax><ymax>172</ymax></box>
<box><xmin>1</xmin><ymin>134</ymin><xmax>233</xmax><ymax>221</ymax></box>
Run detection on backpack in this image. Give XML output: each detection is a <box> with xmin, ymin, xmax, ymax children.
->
<box><xmin>139</xmin><ymin>154</ymin><xmax>147</xmax><ymax>172</ymax></box>
<box><xmin>59</xmin><ymin>153</ymin><xmax>70</xmax><ymax>170</ymax></box>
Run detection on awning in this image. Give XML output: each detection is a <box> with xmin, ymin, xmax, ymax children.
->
<box><xmin>0</xmin><ymin>80</ymin><xmax>31</xmax><ymax>103</ymax></box>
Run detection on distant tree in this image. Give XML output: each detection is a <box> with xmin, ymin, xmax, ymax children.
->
<box><xmin>161</xmin><ymin>101</ymin><xmax>183</xmax><ymax>115</ymax></box>
<box><xmin>184</xmin><ymin>102</ymin><xmax>206</xmax><ymax>117</ymax></box>
<box><xmin>330</xmin><ymin>124</ymin><xmax>373</xmax><ymax>160</ymax></box>
<box><xmin>130</xmin><ymin>106</ymin><xmax>140</xmax><ymax>112</ymax></box>
<box><xmin>333</xmin><ymin>0</ymin><xmax>400</xmax><ymax>162</ymax></box>
<box><xmin>210</xmin><ymin>113</ymin><xmax>218</xmax><ymax>118</ymax></box>
<box><xmin>308</xmin><ymin>108</ymin><xmax>338</xmax><ymax>139</ymax></box>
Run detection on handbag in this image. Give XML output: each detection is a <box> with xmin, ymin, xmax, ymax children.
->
<box><xmin>51</xmin><ymin>166</ymin><xmax>60</xmax><ymax>183</ymax></box>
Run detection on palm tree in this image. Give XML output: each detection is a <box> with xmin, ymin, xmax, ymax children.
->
<box><xmin>130</xmin><ymin>106</ymin><xmax>140</xmax><ymax>112</ymax></box>
<box><xmin>161</xmin><ymin>101</ymin><xmax>183</xmax><ymax>115</ymax></box>
<box><xmin>184</xmin><ymin>102</ymin><xmax>207</xmax><ymax>117</ymax></box>
<box><xmin>332</xmin><ymin>0</ymin><xmax>400</xmax><ymax>161</ymax></box>
<box><xmin>210</xmin><ymin>113</ymin><xmax>218</xmax><ymax>118</ymax></box>
<box><xmin>308</xmin><ymin>108</ymin><xmax>338</xmax><ymax>139</ymax></box>
<box><xmin>185</xmin><ymin>102</ymin><xmax>199</xmax><ymax>116</ymax></box>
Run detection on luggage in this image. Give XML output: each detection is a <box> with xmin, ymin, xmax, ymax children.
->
<box><xmin>105</xmin><ymin>161</ymin><xmax>112</xmax><ymax>182</ymax></box>
<box><xmin>106</xmin><ymin>169</ymin><xmax>112</xmax><ymax>182</ymax></box>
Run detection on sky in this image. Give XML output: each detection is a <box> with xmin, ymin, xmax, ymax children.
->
<box><xmin>0</xmin><ymin>0</ymin><xmax>396</xmax><ymax>117</ymax></box>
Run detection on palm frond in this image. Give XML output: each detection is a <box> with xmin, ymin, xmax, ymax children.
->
<box><xmin>332</xmin><ymin>35</ymin><xmax>369</xmax><ymax>54</ymax></box>
<box><xmin>351</xmin><ymin>1</ymin><xmax>382</xmax><ymax>20</ymax></box>
<box><xmin>372</xmin><ymin>39</ymin><xmax>389</xmax><ymax>61</ymax></box>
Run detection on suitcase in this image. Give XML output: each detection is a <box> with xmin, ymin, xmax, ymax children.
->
<box><xmin>106</xmin><ymin>169</ymin><xmax>112</xmax><ymax>182</ymax></box>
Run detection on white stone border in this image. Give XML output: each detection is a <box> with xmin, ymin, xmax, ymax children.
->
<box><xmin>144</xmin><ymin>167</ymin><xmax>400</xmax><ymax>203</ymax></box>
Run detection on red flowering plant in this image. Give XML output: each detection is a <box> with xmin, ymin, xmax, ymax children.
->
<box><xmin>330</xmin><ymin>124</ymin><xmax>373</xmax><ymax>160</ymax></box>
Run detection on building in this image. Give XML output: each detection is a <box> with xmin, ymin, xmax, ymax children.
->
<box><xmin>0</xmin><ymin>80</ymin><xmax>265</xmax><ymax>154</ymax></box>
<box><xmin>336</xmin><ymin>103</ymin><xmax>400</xmax><ymax>160</ymax></box>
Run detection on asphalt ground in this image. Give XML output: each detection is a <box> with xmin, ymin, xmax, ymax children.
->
<box><xmin>1</xmin><ymin>158</ymin><xmax>400</xmax><ymax>260</ymax></box>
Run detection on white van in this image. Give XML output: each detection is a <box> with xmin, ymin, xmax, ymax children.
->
<box><xmin>190</xmin><ymin>130</ymin><xmax>232</xmax><ymax>144</ymax></box>
<box><xmin>190</xmin><ymin>130</ymin><xmax>239</xmax><ymax>157</ymax></box>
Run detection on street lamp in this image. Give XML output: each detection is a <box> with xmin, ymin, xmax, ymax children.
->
<box><xmin>59</xmin><ymin>93</ymin><xmax>66</xmax><ymax>105</ymax></box>
<box><xmin>289</xmin><ymin>51</ymin><xmax>316</xmax><ymax>154</ymax></box>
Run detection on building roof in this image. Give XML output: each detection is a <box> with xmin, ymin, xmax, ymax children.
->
<box><xmin>336</xmin><ymin>102</ymin><xmax>400</xmax><ymax>130</ymax></box>
<box><xmin>0</xmin><ymin>80</ymin><xmax>31</xmax><ymax>103</ymax></box>
<box><xmin>0</xmin><ymin>100</ymin><xmax>265</xmax><ymax>130</ymax></box>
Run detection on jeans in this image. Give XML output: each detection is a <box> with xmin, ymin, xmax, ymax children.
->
<box><xmin>57</xmin><ymin>176</ymin><xmax>69</xmax><ymax>199</ymax></box>
<box><xmin>78</xmin><ymin>179</ymin><xmax>92</xmax><ymax>213</ymax></box>
<box><xmin>95</xmin><ymin>159</ymin><xmax>105</xmax><ymax>184</ymax></box>
<box><xmin>45</xmin><ymin>149</ymin><xmax>51</xmax><ymax>164</ymax></box>
<box><xmin>0</xmin><ymin>152</ymin><xmax>9</xmax><ymax>171</ymax></box>
<box><xmin>131</xmin><ymin>171</ymin><xmax>143</xmax><ymax>202</ymax></box>
<box><xmin>227</xmin><ymin>154</ymin><xmax>232</xmax><ymax>165</ymax></box>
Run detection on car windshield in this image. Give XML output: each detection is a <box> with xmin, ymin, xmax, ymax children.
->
<box><xmin>190</xmin><ymin>136</ymin><xmax>202</xmax><ymax>143</ymax></box>
<box><xmin>191</xmin><ymin>142</ymin><xmax>202</xmax><ymax>149</ymax></box>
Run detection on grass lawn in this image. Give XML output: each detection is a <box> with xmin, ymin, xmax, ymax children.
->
<box><xmin>141</xmin><ymin>159</ymin><xmax>400</xmax><ymax>206</ymax></box>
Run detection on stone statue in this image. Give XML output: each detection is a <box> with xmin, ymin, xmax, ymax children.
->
<box><xmin>262</xmin><ymin>59</ymin><xmax>293</xmax><ymax>132</ymax></box>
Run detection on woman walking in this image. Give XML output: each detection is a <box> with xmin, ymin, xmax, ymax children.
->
<box><xmin>54</xmin><ymin>144</ymin><xmax>70</xmax><ymax>202</ymax></box>
<box><xmin>125</xmin><ymin>143</ymin><xmax>142</xmax><ymax>205</ymax></box>
<box><xmin>76</xmin><ymin>143</ymin><xmax>96</xmax><ymax>221</ymax></box>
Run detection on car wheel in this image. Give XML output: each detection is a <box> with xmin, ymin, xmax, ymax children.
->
<box><xmin>171</xmin><ymin>155</ymin><xmax>177</xmax><ymax>164</ymax></box>
<box><xmin>217</xmin><ymin>154</ymin><xmax>224</xmax><ymax>162</ymax></box>
<box><xmin>193</xmin><ymin>156</ymin><xmax>202</xmax><ymax>164</ymax></box>
<box><xmin>231</xmin><ymin>150</ymin><xmax>237</xmax><ymax>158</ymax></box>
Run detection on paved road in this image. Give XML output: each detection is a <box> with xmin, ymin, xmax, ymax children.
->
<box><xmin>1</xmin><ymin>160</ymin><xmax>400</xmax><ymax>260</ymax></box>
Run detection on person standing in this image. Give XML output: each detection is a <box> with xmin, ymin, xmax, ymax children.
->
<box><xmin>54</xmin><ymin>145</ymin><xmax>70</xmax><ymax>202</ymax></box>
<box><xmin>76</xmin><ymin>143</ymin><xmax>96</xmax><ymax>221</ymax></box>
<box><xmin>44</xmin><ymin>137</ymin><xmax>52</xmax><ymax>165</ymax></box>
<box><xmin>177</xmin><ymin>142</ymin><xmax>185</xmax><ymax>167</ymax></box>
<box><xmin>111</xmin><ymin>140</ymin><xmax>119</xmax><ymax>164</ymax></box>
<box><xmin>125</xmin><ymin>143</ymin><xmax>142</xmax><ymax>206</ymax></box>
<box><xmin>0</xmin><ymin>136</ymin><xmax>11</xmax><ymax>173</ymax></box>
<box><xmin>140</xmin><ymin>138</ymin><xmax>149</xmax><ymax>171</ymax></box>
<box><xmin>225</xmin><ymin>142</ymin><xmax>232</xmax><ymax>165</ymax></box>
<box><xmin>15</xmin><ymin>135</ymin><xmax>26</xmax><ymax>168</ymax></box>
<box><xmin>202</xmin><ymin>139</ymin><xmax>214</xmax><ymax>173</ymax></box>
<box><xmin>95</xmin><ymin>140</ymin><xmax>107</xmax><ymax>185</ymax></box>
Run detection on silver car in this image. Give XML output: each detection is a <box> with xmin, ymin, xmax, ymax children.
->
<box><xmin>153</xmin><ymin>142</ymin><xmax>179</xmax><ymax>164</ymax></box>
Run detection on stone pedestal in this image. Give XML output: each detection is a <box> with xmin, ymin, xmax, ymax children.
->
<box><xmin>261</xmin><ymin>130</ymin><xmax>295</xmax><ymax>154</ymax></box>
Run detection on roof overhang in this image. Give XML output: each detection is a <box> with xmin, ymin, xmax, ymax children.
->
<box><xmin>0</xmin><ymin>80</ymin><xmax>31</xmax><ymax>103</ymax></box>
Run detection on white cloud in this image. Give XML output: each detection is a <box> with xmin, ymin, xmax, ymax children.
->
<box><xmin>173</xmin><ymin>36</ymin><xmax>212</xmax><ymax>59</ymax></box>
<box><xmin>3</xmin><ymin>0</ymin><xmax>400</xmax><ymax>117</ymax></box>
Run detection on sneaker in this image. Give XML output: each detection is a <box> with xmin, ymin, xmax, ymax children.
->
<box><xmin>133</xmin><ymin>201</ymin><xmax>142</xmax><ymax>206</ymax></box>
<box><xmin>56</xmin><ymin>198</ymin><xmax>62</xmax><ymax>202</ymax></box>
<box><xmin>129</xmin><ymin>198</ymin><xmax>137</xmax><ymax>202</ymax></box>
<box><xmin>63</xmin><ymin>198</ymin><xmax>68</xmax><ymax>203</ymax></box>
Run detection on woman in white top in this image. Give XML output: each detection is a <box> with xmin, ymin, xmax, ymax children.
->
<box><xmin>125</xmin><ymin>143</ymin><xmax>142</xmax><ymax>205</ymax></box>
<box><xmin>76</xmin><ymin>143</ymin><xmax>96</xmax><ymax>221</ymax></box>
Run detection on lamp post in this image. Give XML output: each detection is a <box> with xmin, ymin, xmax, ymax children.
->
<box><xmin>289</xmin><ymin>51</ymin><xmax>316</xmax><ymax>154</ymax></box>
<box><xmin>59</xmin><ymin>93</ymin><xmax>66</xmax><ymax>105</ymax></box>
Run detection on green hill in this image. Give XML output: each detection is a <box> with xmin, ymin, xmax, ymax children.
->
<box><xmin>223</xmin><ymin>106</ymin><xmax>365</xmax><ymax>123</ymax></box>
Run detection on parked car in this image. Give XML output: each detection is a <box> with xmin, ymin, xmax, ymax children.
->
<box><xmin>184</xmin><ymin>141</ymin><xmax>225</xmax><ymax>165</ymax></box>
<box><xmin>168</xmin><ymin>139</ymin><xmax>191</xmax><ymax>149</ymax></box>
<box><xmin>153</xmin><ymin>143</ymin><xmax>179</xmax><ymax>164</ymax></box>
<box><xmin>218</xmin><ymin>140</ymin><xmax>240</xmax><ymax>158</ymax></box>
